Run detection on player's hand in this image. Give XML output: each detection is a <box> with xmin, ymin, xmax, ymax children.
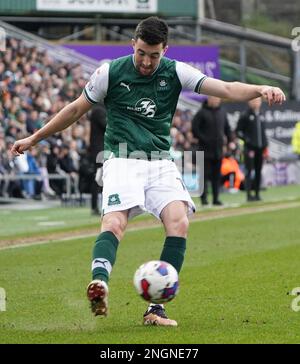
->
<box><xmin>10</xmin><ymin>136</ymin><xmax>36</xmax><ymax>156</ymax></box>
<box><xmin>260</xmin><ymin>86</ymin><xmax>286</xmax><ymax>106</ymax></box>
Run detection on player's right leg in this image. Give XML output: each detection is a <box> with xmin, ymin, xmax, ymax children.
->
<box><xmin>87</xmin><ymin>158</ymin><xmax>146</xmax><ymax>317</ymax></box>
<box><xmin>87</xmin><ymin>210</ymin><xmax>128</xmax><ymax>316</ymax></box>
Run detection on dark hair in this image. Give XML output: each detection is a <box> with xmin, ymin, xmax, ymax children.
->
<box><xmin>134</xmin><ymin>16</ymin><xmax>169</xmax><ymax>47</ymax></box>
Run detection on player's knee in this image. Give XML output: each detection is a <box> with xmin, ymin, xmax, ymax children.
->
<box><xmin>101</xmin><ymin>214</ymin><xmax>127</xmax><ymax>240</ymax></box>
<box><xmin>178</xmin><ymin>215</ymin><xmax>189</xmax><ymax>236</ymax></box>
<box><xmin>168</xmin><ymin>215</ymin><xmax>189</xmax><ymax>237</ymax></box>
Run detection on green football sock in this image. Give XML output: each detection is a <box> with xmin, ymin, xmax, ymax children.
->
<box><xmin>92</xmin><ymin>231</ymin><xmax>119</xmax><ymax>283</ymax></box>
<box><xmin>160</xmin><ymin>236</ymin><xmax>186</xmax><ymax>273</ymax></box>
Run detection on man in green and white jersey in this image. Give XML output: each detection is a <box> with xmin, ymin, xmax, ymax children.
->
<box><xmin>11</xmin><ymin>17</ymin><xmax>286</xmax><ymax>327</ymax></box>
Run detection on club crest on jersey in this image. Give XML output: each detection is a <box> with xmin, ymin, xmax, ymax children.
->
<box><xmin>127</xmin><ymin>98</ymin><xmax>157</xmax><ymax>118</ymax></box>
<box><xmin>157</xmin><ymin>79</ymin><xmax>169</xmax><ymax>91</ymax></box>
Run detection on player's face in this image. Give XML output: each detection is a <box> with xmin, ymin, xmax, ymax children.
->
<box><xmin>132</xmin><ymin>38</ymin><xmax>168</xmax><ymax>76</ymax></box>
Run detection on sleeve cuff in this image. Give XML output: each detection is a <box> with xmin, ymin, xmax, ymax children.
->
<box><xmin>195</xmin><ymin>76</ymin><xmax>207</xmax><ymax>94</ymax></box>
<box><xmin>83</xmin><ymin>88</ymin><xmax>98</xmax><ymax>104</ymax></box>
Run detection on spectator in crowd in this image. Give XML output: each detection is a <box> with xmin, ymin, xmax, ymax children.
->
<box><xmin>69</xmin><ymin>139</ymin><xmax>81</xmax><ymax>172</ymax></box>
<box><xmin>46</xmin><ymin>144</ymin><xmax>64</xmax><ymax>197</ymax></box>
<box><xmin>0</xmin><ymin>37</ymin><xmax>90</xmax><ymax>199</ymax></box>
<box><xmin>59</xmin><ymin>144</ymin><xmax>79</xmax><ymax>195</ymax></box>
<box><xmin>37</xmin><ymin>141</ymin><xmax>56</xmax><ymax>198</ymax></box>
<box><xmin>221</xmin><ymin>145</ymin><xmax>245</xmax><ymax>192</ymax></box>
<box><xmin>236</xmin><ymin>97</ymin><xmax>268</xmax><ymax>201</ymax></box>
<box><xmin>291</xmin><ymin>121</ymin><xmax>300</xmax><ymax>159</ymax></box>
<box><xmin>0</xmin><ymin>129</ymin><xmax>7</xmax><ymax>196</ymax></box>
<box><xmin>88</xmin><ymin>104</ymin><xmax>107</xmax><ymax>215</ymax></box>
<box><xmin>192</xmin><ymin>96</ymin><xmax>232</xmax><ymax>206</ymax></box>
<box><xmin>23</xmin><ymin>148</ymin><xmax>43</xmax><ymax>199</ymax></box>
<box><xmin>26</xmin><ymin>110</ymin><xmax>43</xmax><ymax>134</ymax></box>
<box><xmin>1</xmin><ymin>137</ymin><xmax>25</xmax><ymax>198</ymax></box>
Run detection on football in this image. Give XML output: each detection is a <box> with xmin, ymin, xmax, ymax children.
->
<box><xmin>133</xmin><ymin>260</ymin><xmax>179</xmax><ymax>304</ymax></box>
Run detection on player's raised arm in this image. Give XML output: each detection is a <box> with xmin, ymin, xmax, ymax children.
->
<box><xmin>11</xmin><ymin>93</ymin><xmax>92</xmax><ymax>156</ymax></box>
<box><xmin>200</xmin><ymin>77</ymin><xmax>286</xmax><ymax>106</ymax></box>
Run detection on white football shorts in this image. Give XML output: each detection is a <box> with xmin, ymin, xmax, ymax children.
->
<box><xmin>101</xmin><ymin>158</ymin><xmax>195</xmax><ymax>220</ymax></box>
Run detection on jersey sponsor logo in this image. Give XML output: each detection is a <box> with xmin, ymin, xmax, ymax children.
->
<box><xmin>126</xmin><ymin>98</ymin><xmax>157</xmax><ymax>118</ymax></box>
<box><xmin>137</xmin><ymin>99</ymin><xmax>157</xmax><ymax>117</ymax></box>
<box><xmin>131</xmin><ymin>98</ymin><xmax>157</xmax><ymax>118</ymax></box>
<box><xmin>108</xmin><ymin>193</ymin><xmax>121</xmax><ymax>206</ymax></box>
<box><xmin>120</xmin><ymin>82</ymin><xmax>131</xmax><ymax>92</ymax></box>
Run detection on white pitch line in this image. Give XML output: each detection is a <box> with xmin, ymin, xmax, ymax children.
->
<box><xmin>1</xmin><ymin>201</ymin><xmax>300</xmax><ymax>251</ymax></box>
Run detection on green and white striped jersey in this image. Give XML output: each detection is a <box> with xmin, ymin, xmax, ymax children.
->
<box><xmin>84</xmin><ymin>55</ymin><xmax>206</xmax><ymax>159</ymax></box>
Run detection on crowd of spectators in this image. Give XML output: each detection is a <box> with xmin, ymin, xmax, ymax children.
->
<box><xmin>0</xmin><ymin>37</ymin><xmax>90</xmax><ymax>199</ymax></box>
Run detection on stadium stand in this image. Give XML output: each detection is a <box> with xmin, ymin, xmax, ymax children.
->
<box><xmin>0</xmin><ymin>23</ymin><xmax>99</xmax><ymax>200</ymax></box>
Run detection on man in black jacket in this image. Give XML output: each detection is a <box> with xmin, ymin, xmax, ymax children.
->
<box><xmin>236</xmin><ymin>97</ymin><xmax>267</xmax><ymax>201</ymax></box>
<box><xmin>192</xmin><ymin>96</ymin><xmax>232</xmax><ymax>206</ymax></box>
<box><xmin>88</xmin><ymin>104</ymin><xmax>107</xmax><ymax>214</ymax></box>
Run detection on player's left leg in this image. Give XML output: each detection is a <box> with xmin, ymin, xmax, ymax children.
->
<box><xmin>160</xmin><ymin>200</ymin><xmax>189</xmax><ymax>271</ymax></box>
<box><xmin>143</xmin><ymin>201</ymin><xmax>189</xmax><ymax>327</ymax></box>
<box><xmin>143</xmin><ymin>160</ymin><xmax>194</xmax><ymax>326</ymax></box>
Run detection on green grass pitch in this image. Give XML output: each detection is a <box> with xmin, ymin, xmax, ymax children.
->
<box><xmin>0</xmin><ymin>186</ymin><xmax>300</xmax><ymax>343</ymax></box>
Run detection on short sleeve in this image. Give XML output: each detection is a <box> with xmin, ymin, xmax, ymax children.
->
<box><xmin>83</xmin><ymin>63</ymin><xmax>109</xmax><ymax>104</ymax></box>
<box><xmin>175</xmin><ymin>61</ymin><xmax>207</xmax><ymax>94</ymax></box>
